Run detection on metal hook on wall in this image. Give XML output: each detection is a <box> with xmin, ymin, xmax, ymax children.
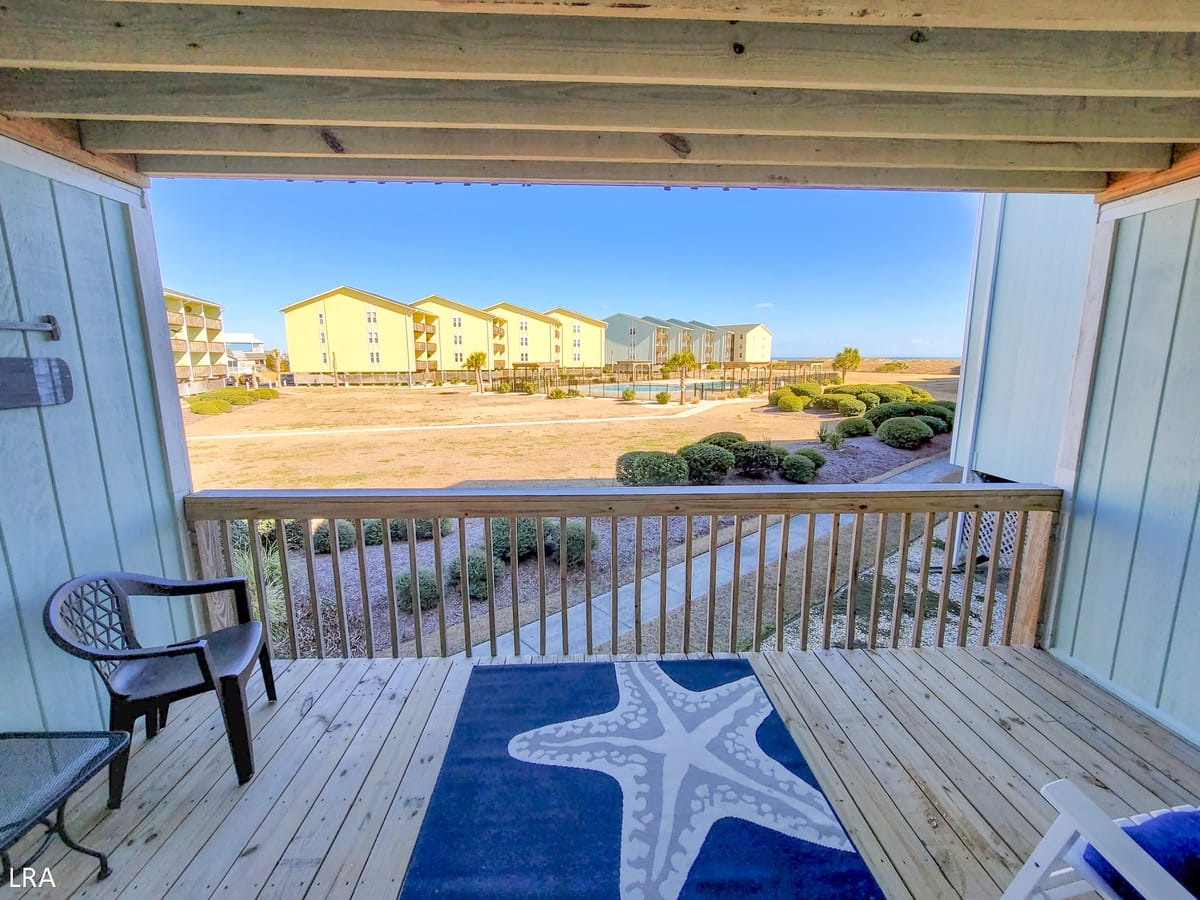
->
<box><xmin>0</xmin><ymin>315</ymin><xmax>61</xmax><ymax>341</ymax></box>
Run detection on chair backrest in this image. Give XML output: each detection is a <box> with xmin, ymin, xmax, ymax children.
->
<box><xmin>44</xmin><ymin>575</ymin><xmax>141</xmax><ymax>678</ymax></box>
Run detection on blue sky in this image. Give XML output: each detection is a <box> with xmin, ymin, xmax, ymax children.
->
<box><xmin>149</xmin><ymin>179</ymin><xmax>980</xmax><ymax>358</ymax></box>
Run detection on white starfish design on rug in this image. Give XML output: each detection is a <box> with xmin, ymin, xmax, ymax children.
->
<box><xmin>508</xmin><ymin>662</ymin><xmax>854</xmax><ymax>900</ymax></box>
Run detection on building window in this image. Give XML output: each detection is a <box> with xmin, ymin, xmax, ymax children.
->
<box><xmin>322</xmin><ymin>352</ymin><xmax>328</xmax><ymax>364</ymax></box>
<box><xmin>454</xmin><ymin>351</ymin><xmax>464</xmax><ymax>363</ymax></box>
<box><xmin>520</xmin><ymin>352</ymin><xmax>529</xmax><ymax>362</ymax></box>
<box><xmin>452</xmin><ymin>315</ymin><xmax>462</xmax><ymax>328</ymax></box>
<box><xmin>573</xmin><ymin>338</ymin><xmax>581</xmax><ymax>348</ymax></box>
<box><xmin>318</xmin><ymin>312</ymin><xmax>324</xmax><ymax>325</ymax></box>
<box><xmin>319</xmin><ymin>331</ymin><xmax>326</xmax><ymax>344</ymax></box>
<box><xmin>453</xmin><ymin>334</ymin><xmax>463</xmax><ymax>346</ymax></box>
<box><xmin>520</xmin><ymin>336</ymin><xmax>528</xmax><ymax>347</ymax></box>
<box><xmin>369</xmin><ymin>351</ymin><xmax>381</xmax><ymax>364</ymax></box>
<box><xmin>573</xmin><ymin>352</ymin><xmax>581</xmax><ymax>362</ymax></box>
<box><xmin>366</xmin><ymin>310</ymin><xmax>377</xmax><ymax>323</ymax></box>
<box><xmin>629</xmin><ymin>327</ymin><xmax>635</xmax><ymax>335</ymax></box>
<box><xmin>520</xmin><ymin>320</ymin><xmax>528</xmax><ymax>331</ymax></box>
<box><xmin>573</xmin><ymin>323</ymin><xmax>581</xmax><ymax>334</ymax></box>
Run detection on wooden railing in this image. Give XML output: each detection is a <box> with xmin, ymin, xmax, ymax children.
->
<box><xmin>183</xmin><ymin>484</ymin><xmax>1061</xmax><ymax>660</ymax></box>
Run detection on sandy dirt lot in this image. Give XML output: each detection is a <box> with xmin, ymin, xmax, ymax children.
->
<box><xmin>185</xmin><ymin>377</ymin><xmax>958</xmax><ymax>489</ymax></box>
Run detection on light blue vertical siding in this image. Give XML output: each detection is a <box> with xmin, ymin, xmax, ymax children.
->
<box><xmin>1052</xmin><ymin>194</ymin><xmax>1200</xmax><ymax>743</ymax></box>
<box><xmin>953</xmin><ymin>194</ymin><xmax>1096</xmax><ymax>483</ymax></box>
<box><xmin>0</xmin><ymin>153</ymin><xmax>192</xmax><ymax>731</ymax></box>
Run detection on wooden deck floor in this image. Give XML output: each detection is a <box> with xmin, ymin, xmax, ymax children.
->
<box><xmin>13</xmin><ymin>648</ymin><xmax>1200</xmax><ymax>899</ymax></box>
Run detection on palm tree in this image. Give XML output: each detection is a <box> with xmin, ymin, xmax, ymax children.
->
<box><xmin>464</xmin><ymin>350</ymin><xmax>488</xmax><ymax>393</ymax></box>
<box><xmin>663</xmin><ymin>350</ymin><xmax>698</xmax><ymax>405</ymax></box>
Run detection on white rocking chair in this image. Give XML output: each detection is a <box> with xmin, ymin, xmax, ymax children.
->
<box><xmin>1003</xmin><ymin>779</ymin><xmax>1197</xmax><ymax>900</ymax></box>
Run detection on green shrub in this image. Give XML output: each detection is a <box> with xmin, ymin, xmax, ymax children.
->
<box><xmin>790</xmin><ymin>382</ymin><xmax>822</xmax><ymax>399</ymax></box>
<box><xmin>395</xmin><ymin>568</ymin><xmax>441</xmax><ymax>612</ymax></box>
<box><xmin>916</xmin><ymin>414</ymin><xmax>950</xmax><ymax>434</ymax></box>
<box><xmin>490</xmin><ymin>517</ymin><xmax>560</xmax><ymax>563</ymax></box>
<box><xmin>517</xmin><ymin>381</ymin><xmax>538</xmax><ymax>395</ymax></box>
<box><xmin>835</xmin><ymin>416</ymin><xmax>875</xmax><ymax>438</ymax></box>
<box><xmin>780</xmin><ymin>453</ymin><xmax>817</xmax><ymax>484</ymax></box>
<box><xmin>868</xmin><ymin>386</ymin><xmax>911</xmax><ymax>404</ymax></box>
<box><xmin>250</xmin><ymin>387</ymin><xmax>280</xmax><ymax>400</ymax></box>
<box><xmin>495</xmin><ymin>381</ymin><xmax>512</xmax><ymax>394</ymax></box>
<box><xmin>794</xmin><ymin>447</ymin><xmax>827</xmax><ymax>469</ymax></box>
<box><xmin>910</xmin><ymin>388</ymin><xmax>935</xmax><ymax>402</ymax></box>
<box><xmin>877</xmin><ymin>360</ymin><xmax>909</xmax><ymax>372</ymax></box>
<box><xmin>388</xmin><ymin>517</ymin><xmax>453</xmax><ymax>541</ymax></box>
<box><xmin>876</xmin><ymin>416</ymin><xmax>935</xmax><ymax>450</ymax></box>
<box><xmin>566</xmin><ymin>389</ymin><xmax>583</xmax><ymax>398</ymax></box>
<box><xmin>700</xmin><ymin>432</ymin><xmax>747</xmax><ymax>451</ymax></box>
<box><xmin>448</xmin><ymin>549</ymin><xmax>498</xmax><ymax>601</ymax></box>
<box><xmin>736</xmin><ymin>386</ymin><xmax>752</xmax><ymax>398</ymax></box>
<box><xmin>858</xmin><ymin>391</ymin><xmax>880</xmax><ymax>409</ymax></box>
<box><xmin>768</xmin><ymin>388</ymin><xmax>791</xmax><ymax>406</ymax></box>
<box><xmin>930</xmin><ymin>400</ymin><xmax>956</xmax><ymax>411</ymax></box>
<box><xmin>818</xmin><ymin>424</ymin><xmax>845</xmax><ymax>450</ymax></box>
<box><xmin>865</xmin><ymin>401</ymin><xmax>953</xmax><ymax>429</ymax></box>
<box><xmin>621</xmin><ymin>388</ymin><xmax>637</xmax><ymax>402</ymax></box>
<box><xmin>628</xmin><ymin>451</ymin><xmax>689</xmax><ymax>486</ymax></box>
<box><xmin>769</xmin><ymin>444</ymin><xmax>790</xmax><ymax>468</ymax></box>
<box><xmin>547</xmin><ymin>387</ymin><xmax>567</xmax><ymax>400</ymax></box>
<box><xmin>548</xmin><ymin>521</ymin><xmax>598</xmax><ymax>569</ymax></box>
<box><xmin>732</xmin><ymin>441</ymin><xmax>780</xmax><ymax>477</ymax></box>
<box><xmin>776</xmin><ymin>393</ymin><xmax>809</xmax><ymax>413</ymax></box>
<box><xmin>312</xmin><ymin>519</ymin><xmax>357</xmax><ymax>553</ymax></box>
<box><xmin>836</xmin><ymin>396</ymin><xmax>867</xmax><ymax>417</ymax></box>
<box><xmin>811</xmin><ymin>393</ymin><xmax>857</xmax><ymax>412</ymax></box>
<box><xmin>198</xmin><ymin>388</ymin><xmax>255</xmax><ymax>405</ymax></box>
<box><xmin>188</xmin><ymin>399</ymin><xmax>231</xmax><ymax>415</ymax></box>
<box><xmin>616</xmin><ymin>450</ymin><xmax>649</xmax><ymax>485</ymax></box>
<box><xmin>655</xmin><ymin>391</ymin><xmax>671</xmax><ymax>405</ymax></box>
<box><xmin>362</xmin><ymin>519</ymin><xmax>386</xmax><ymax>546</ymax></box>
<box><xmin>678</xmin><ymin>443</ymin><xmax>736</xmax><ymax>485</ymax></box>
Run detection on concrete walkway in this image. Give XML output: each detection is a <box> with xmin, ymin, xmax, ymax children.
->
<box><xmin>468</xmin><ymin>455</ymin><xmax>961</xmax><ymax>656</ymax></box>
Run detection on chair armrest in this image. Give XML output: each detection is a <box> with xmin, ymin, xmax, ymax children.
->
<box><xmin>1041</xmin><ymin>779</ymin><xmax>1193</xmax><ymax>900</ymax></box>
<box><xmin>118</xmin><ymin>574</ymin><xmax>254</xmax><ymax>626</ymax></box>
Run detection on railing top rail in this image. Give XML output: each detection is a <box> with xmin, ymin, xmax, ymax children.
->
<box><xmin>184</xmin><ymin>483</ymin><xmax>1062</xmax><ymax>521</ymax></box>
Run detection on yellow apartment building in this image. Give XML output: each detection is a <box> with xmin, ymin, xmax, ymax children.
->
<box><xmin>412</xmin><ymin>294</ymin><xmax>503</xmax><ymax>371</ymax></box>
<box><xmin>545</xmin><ymin>307</ymin><xmax>607</xmax><ymax>369</ymax></box>
<box><xmin>719</xmin><ymin>323</ymin><xmax>774</xmax><ymax>363</ymax></box>
<box><xmin>281</xmin><ymin>285</ymin><xmax>437</xmax><ymax>375</ymax></box>
<box><xmin>486</xmin><ymin>302</ymin><xmax>561</xmax><ymax>367</ymax></box>
<box><xmin>164</xmin><ymin>288</ymin><xmax>229</xmax><ymax>395</ymax></box>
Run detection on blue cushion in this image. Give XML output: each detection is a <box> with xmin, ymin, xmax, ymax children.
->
<box><xmin>1082</xmin><ymin>809</ymin><xmax>1200</xmax><ymax>900</ymax></box>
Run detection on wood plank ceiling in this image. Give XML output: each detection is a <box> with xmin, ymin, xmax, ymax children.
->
<box><xmin>0</xmin><ymin>1</ymin><xmax>1198</xmax><ymax>191</ymax></box>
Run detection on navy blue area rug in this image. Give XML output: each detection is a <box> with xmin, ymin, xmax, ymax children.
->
<box><xmin>399</xmin><ymin>660</ymin><xmax>884</xmax><ymax>899</ymax></box>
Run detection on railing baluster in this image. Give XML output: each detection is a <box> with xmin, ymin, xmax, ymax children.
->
<box><xmin>800</xmin><ymin>514</ymin><xmax>815</xmax><ymax>652</ymax></box>
<box><xmin>1001</xmin><ymin>511</ymin><xmax>1030</xmax><ymax>645</ymax></box>
<box><xmin>458</xmin><ymin>516</ymin><xmax>472</xmax><ymax>658</ymax></box>
<box><xmin>584</xmin><ymin>515</ymin><xmax>594</xmax><ymax>656</ymax></box>
<box><xmin>706</xmin><ymin>514</ymin><xmax>718</xmax><ymax>654</ymax></box>
<box><xmin>274</xmin><ymin>519</ymin><xmax>298</xmax><ymax>659</ymax></box>
<box><xmin>610</xmin><ymin>515</ymin><xmax>619</xmax><ymax>652</ymax></box>
<box><xmin>845</xmin><ymin>513</ymin><xmax>864</xmax><ymax>650</ymax></box>
<box><xmin>301</xmin><ymin>519</ymin><xmax>325</xmax><ymax>659</ymax></box>
<box><xmin>729</xmin><ymin>515</ymin><xmax>744</xmax><ymax>654</ymax></box>
<box><xmin>483</xmin><ymin>517</ymin><xmax>498</xmax><ymax>657</ymax></box>
<box><xmin>561</xmin><ymin>515</ymin><xmax>570</xmax><ymax>656</ymax></box>
<box><xmin>407</xmin><ymin>517</ymin><xmax>423</xmax><ymax>659</ymax></box>
<box><xmin>659</xmin><ymin>515</ymin><xmax>668</xmax><ymax>655</ymax></box>
<box><xmin>822</xmin><ymin>513</ymin><xmax>841</xmax><ymax>650</ymax></box>
<box><xmin>247</xmin><ymin>518</ymin><xmax>273</xmax><ymax>657</ymax></box>
<box><xmin>957</xmin><ymin>510</ymin><xmax>983</xmax><ymax>647</ymax></box>
<box><xmin>683</xmin><ymin>516</ymin><xmax>694</xmax><ymax>654</ymax></box>
<box><xmin>218</xmin><ymin>518</ymin><xmax>235</xmax><ymax>579</ymax></box>
<box><xmin>432</xmin><ymin>518</ymin><xmax>448</xmax><ymax>657</ymax></box>
<box><xmin>867</xmin><ymin>512</ymin><xmax>888</xmax><ymax>650</ymax></box>
<box><xmin>382</xmin><ymin>518</ymin><xmax>399</xmax><ymax>658</ymax></box>
<box><xmin>752</xmin><ymin>514</ymin><xmax>768</xmax><ymax>653</ymax></box>
<box><xmin>354</xmin><ymin>519</ymin><xmax>374</xmax><ymax>659</ymax></box>
<box><xmin>536</xmin><ymin>517</ymin><xmax>548</xmax><ymax>656</ymax></box>
<box><xmin>634</xmin><ymin>517</ymin><xmax>644</xmax><ymax>655</ymax></box>
<box><xmin>980</xmin><ymin>511</ymin><xmax>1004</xmax><ymax>647</ymax></box>
<box><xmin>912</xmin><ymin>512</ymin><xmax>936</xmax><ymax>648</ymax></box>
<box><xmin>890</xmin><ymin>512</ymin><xmax>912</xmax><ymax>650</ymax></box>
<box><xmin>775</xmin><ymin>515</ymin><xmax>791</xmax><ymax>652</ymax></box>
<box><xmin>328</xmin><ymin>519</ymin><xmax>350</xmax><ymax>657</ymax></box>
<box><xmin>934</xmin><ymin>511</ymin><xmax>960</xmax><ymax>647</ymax></box>
<box><xmin>509</xmin><ymin>516</ymin><xmax>521</xmax><ymax>656</ymax></box>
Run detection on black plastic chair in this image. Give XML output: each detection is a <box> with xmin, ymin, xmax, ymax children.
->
<box><xmin>44</xmin><ymin>573</ymin><xmax>276</xmax><ymax>809</ymax></box>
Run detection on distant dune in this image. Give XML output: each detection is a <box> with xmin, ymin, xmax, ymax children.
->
<box><xmin>858</xmin><ymin>357</ymin><xmax>961</xmax><ymax>375</ymax></box>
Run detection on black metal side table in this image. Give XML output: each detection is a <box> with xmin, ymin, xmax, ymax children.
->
<box><xmin>0</xmin><ymin>731</ymin><xmax>130</xmax><ymax>881</ymax></box>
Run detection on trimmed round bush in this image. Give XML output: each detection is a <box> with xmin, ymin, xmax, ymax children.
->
<box><xmin>517</xmin><ymin>381</ymin><xmax>538</xmax><ymax>395</ymax></box>
<box><xmin>629</xmin><ymin>451</ymin><xmax>689</xmax><ymax>486</ymax></box>
<box><xmin>794</xmin><ymin>447</ymin><xmax>827</xmax><ymax>469</ymax></box>
<box><xmin>768</xmin><ymin>388</ymin><xmax>791</xmax><ymax>406</ymax></box>
<box><xmin>389</xmin><ymin>517</ymin><xmax>453</xmax><ymax>542</ymax></box>
<box><xmin>858</xmin><ymin>391</ymin><xmax>880</xmax><ymax>409</ymax></box>
<box><xmin>910</xmin><ymin>388</ymin><xmax>935</xmax><ymax>402</ymax></box>
<box><xmin>732</xmin><ymin>441</ymin><xmax>780</xmax><ymax>477</ymax></box>
<box><xmin>548</xmin><ymin>521</ymin><xmax>598</xmax><ymax>569</ymax></box>
<box><xmin>699</xmin><ymin>432</ymin><xmax>747</xmax><ymax>451</ymax></box>
<box><xmin>547</xmin><ymin>387</ymin><xmax>567</xmax><ymax>400</ymax></box>
<box><xmin>835</xmin><ymin>396</ymin><xmax>867</xmax><ymax>417</ymax></box>
<box><xmin>776</xmin><ymin>393</ymin><xmax>810</xmax><ymax>412</ymax></box>
<box><xmin>655</xmin><ymin>391</ymin><xmax>671</xmax><ymax>405</ymax></box>
<box><xmin>916</xmin><ymin>414</ymin><xmax>950</xmax><ymax>434</ymax></box>
<box><xmin>678</xmin><ymin>443</ymin><xmax>736</xmax><ymax>485</ymax></box>
<box><xmin>362</xmin><ymin>519</ymin><xmax>385</xmax><ymax>546</ymax></box>
<box><xmin>790</xmin><ymin>382</ymin><xmax>822</xmax><ymax>399</ymax></box>
<box><xmin>395</xmin><ymin>569</ymin><xmax>440</xmax><ymax>612</ymax></box>
<box><xmin>835</xmin><ymin>416</ymin><xmax>875</xmax><ymax>438</ymax></box>
<box><xmin>780</xmin><ymin>453</ymin><xmax>817</xmax><ymax>484</ymax></box>
<box><xmin>736</xmin><ymin>386</ymin><xmax>752</xmax><ymax>398</ymax></box>
<box><xmin>930</xmin><ymin>399</ymin><xmax>956</xmax><ymax>411</ymax></box>
<box><xmin>490</xmin><ymin>517</ymin><xmax>560</xmax><ymax>563</ymax></box>
<box><xmin>250</xmin><ymin>387</ymin><xmax>279</xmax><ymax>400</ymax></box>
<box><xmin>616</xmin><ymin>450</ymin><xmax>649</xmax><ymax>485</ymax></box>
<box><xmin>312</xmin><ymin>519</ymin><xmax>357</xmax><ymax>554</ymax></box>
<box><xmin>876</xmin><ymin>416</ymin><xmax>935</xmax><ymax>450</ymax></box>
<box><xmin>620</xmin><ymin>388</ymin><xmax>637</xmax><ymax>402</ymax></box>
<box><xmin>188</xmin><ymin>399</ymin><xmax>231</xmax><ymax>415</ymax></box>
<box><xmin>495</xmin><ymin>381</ymin><xmax>512</xmax><ymax>394</ymax></box>
<box><xmin>199</xmin><ymin>388</ymin><xmax>255</xmax><ymax>405</ymax></box>
<box><xmin>865</xmin><ymin>401</ymin><xmax>928</xmax><ymax>427</ymax></box>
<box><xmin>448</xmin><ymin>549</ymin><xmax>498</xmax><ymax>601</ymax></box>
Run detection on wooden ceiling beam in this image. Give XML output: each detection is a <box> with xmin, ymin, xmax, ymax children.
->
<box><xmin>80</xmin><ymin>122</ymin><xmax>1172</xmax><ymax>172</ymax></box>
<box><xmin>93</xmin><ymin>0</ymin><xmax>1200</xmax><ymax>32</ymax></box>
<box><xmin>6</xmin><ymin>73</ymin><xmax>1200</xmax><ymax>143</ymax></box>
<box><xmin>133</xmin><ymin>154</ymin><xmax>1106</xmax><ymax>190</ymax></box>
<box><xmin>6</xmin><ymin>4</ymin><xmax>1199</xmax><ymax>97</ymax></box>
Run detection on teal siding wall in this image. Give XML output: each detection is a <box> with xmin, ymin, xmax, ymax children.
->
<box><xmin>953</xmin><ymin>194</ymin><xmax>1096</xmax><ymax>483</ymax></box>
<box><xmin>0</xmin><ymin>151</ymin><xmax>193</xmax><ymax>731</ymax></box>
<box><xmin>1052</xmin><ymin>193</ymin><xmax>1200</xmax><ymax>742</ymax></box>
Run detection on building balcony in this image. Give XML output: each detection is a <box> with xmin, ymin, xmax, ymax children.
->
<box><xmin>183</xmin><ymin>314</ymin><xmax>204</xmax><ymax>328</ymax></box>
<box><xmin>493</xmin><ymin>325</ymin><xmax>504</xmax><ymax>338</ymax></box>
<box><xmin>204</xmin><ymin>316</ymin><xmax>222</xmax><ymax>331</ymax></box>
<box><xmin>493</xmin><ymin>342</ymin><xmax>505</xmax><ymax>354</ymax></box>
<box><xmin>414</xmin><ymin>341</ymin><xmax>429</xmax><ymax>354</ymax></box>
<box><xmin>208</xmin><ymin>341</ymin><xmax>226</xmax><ymax>354</ymax></box>
<box><xmin>165</xmin><ymin>311</ymin><xmax>184</xmax><ymax>326</ymax></box>
<box><xmin>413</xmin><ymin>322</ymin><xmax>430</xmax><ymax>335</ymax></box>
<box><xmin>171</xmin><ymin>339</ymin><xmax>187</xmax><ymax>352</ymax></box>
<box><xmin>210</xmin><ymin>364</ymin><xmax>228</xmax><ymax>377</ymax></box>
<box><xmin>190</xmin><ymin>365</ymin><xmax>211</xmax><ymax>378</ymax></box>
